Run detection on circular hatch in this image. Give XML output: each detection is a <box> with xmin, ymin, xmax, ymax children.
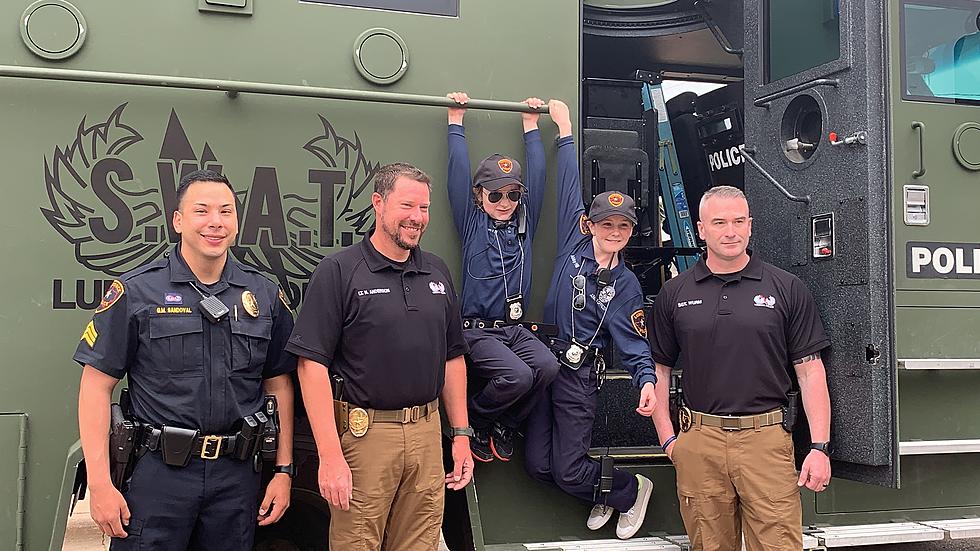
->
<box><xmin>952</xmin><ymin>122</ymin><xmax>980</xmax><ymax>171</ymax></box>
<box><xmin>21</xmin><ymin>0</ymin><xmax>87</xmax><ymax>60</ymax></box>
<box><xmin>353</xmin><ymin>28</ymin><xmax>409</xmax><ymax>85</ymax></box>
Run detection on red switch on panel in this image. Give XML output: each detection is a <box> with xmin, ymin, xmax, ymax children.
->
<box><xmin>828</xmin><ymin>132</ymin><xmax>838</xmax><ymax>143</ymax></box>
<box><xmin>820</xmin><ymin>247</ymin><xmax>833</xmax><ymax>256</ymax></box>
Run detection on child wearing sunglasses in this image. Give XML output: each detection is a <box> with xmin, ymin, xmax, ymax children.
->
<box><xmin>445</xmin><ymin>92</ymin><xmax>560</xmax><ymax>463</ymax></box>
<box><xmin>524</xmin><ymin>99</ymin><xmax>658</xmax><ymax>540</ymax></box>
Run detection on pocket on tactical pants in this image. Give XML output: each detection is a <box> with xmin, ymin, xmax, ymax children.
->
<box><xmin>678</xmin><ymin>490</ymin><xmax>738</xmax><ymax>551</ymax></box>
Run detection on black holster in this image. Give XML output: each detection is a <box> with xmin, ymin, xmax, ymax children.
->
<box><xmin>781</xmin><ymin>391</ymin><xmax>800</xmax><ymax>432</ymax></box>
<box><xmin>108</xmin><ymin>402</ymin><xmax>140</xmax><ymax>489</ymax></box>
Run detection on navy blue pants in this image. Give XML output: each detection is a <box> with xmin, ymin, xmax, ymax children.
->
<box><xmin>465</xmin><ymin>325</ymin><xmax>560</xmax><ymax>429</ymax></box>
<box><xmin>111</xmin><ymin>451</ymin><xmax>262</xmax><ymax>551</ymax></box>
<box><xmin>525</xmin><ymin>362</ymin><xmax>639</xmax><ymax>512</ymax></box>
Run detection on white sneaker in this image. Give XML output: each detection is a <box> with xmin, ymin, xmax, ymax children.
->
<box><xmin>586</xmin><ymin>503</ymin><xmax>614</xmax><ymax>530</ymax></box>
<box><xmin>616</xmin><ymin>474</ymin><xmax>653</xmax><ymax>539</ymax></box>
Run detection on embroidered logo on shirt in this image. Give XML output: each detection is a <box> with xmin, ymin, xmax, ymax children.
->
<box><xmin>429</xmin><ymin>281</ymin><xmax>447</xmax><ymax>295</ymax></box>
<box><xmin>570</xmin><ymin>254</ymin><xmax>581</xmax><ymax>270</ymax></box>
<box><xmin>156</xmin><ymin>307</ymin><xmax>193</xmax><ymax>314</ymax></box>
<box><xmin>631</xmin><ymin>309</ymin><xmax>647</xmax><ymax>338</ymax></box>
<box><xmin>356</xmin><ymin>288</ymin><xmax>391</xmax><ymax>297</ymax></box>
<box><xmin>497</xmin><ymin>158</ymin><xmax>513</xmax><ymax>173</ymax></box>
<box><xmin>676</xmin><ymin>299</ymin><xmax>703</xmax><ymax>308</ymax></box>
<box><xmin>753</xmin><ymin>294</ymin><xmax>776</xmax><ymax>309</ymax></box>
<box><xmin>164</xmin><ymin>293</ymin><xmax>182</xmax><ymax>305</ymax></box>
<box><xmin>81</xmin><ymin>320</ymin><xmax>98</xmax><ymax>348</ymax></box>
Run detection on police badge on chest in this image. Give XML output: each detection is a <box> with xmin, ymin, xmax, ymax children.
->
<box><xmin>506</xmin><ymin>295</ymin><xmax>524</xmax><ymax>322</ymax></box>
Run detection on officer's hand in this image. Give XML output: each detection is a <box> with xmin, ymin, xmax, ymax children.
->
<box><xmin>257</xmin><ymin>473</ymin><xmax>292</xmax><ymax>526</ymax></box>
<box><xmin>635</xmin><ymin>382</ymin><xmax>657</xmax><ymax>417</ymax></box>
<box><xmin>547</xmin><ymin>99</ymin><xmax>573</xmax><ymax>137</ymax></box>
<box><xmin>522</xmin><ymin>97</ymin><xmax>545</xmax><ymax>129</ymax></box>
<box><xmin>445</xmin><ymin>436</ymin><xmax>474</xmax><ymax>491</ymax></box>
<box><xmin>89</xmin><ymin>484</ymin><xmax>130</xmax><ymax>539</ymax></box>
<box><xmin>448</xmin><ymin>92</ymin><xmax>469</xmax><ymax>125</ymax></box>
<box><xmin>798</xmin><ymin>450</ymin><xmax>832</xmax><ymax>492</ymax></box>
<box><xmin>319</xmin><ymin>454</ymin><xmax>353</xmax><ymax>511</ymax></box>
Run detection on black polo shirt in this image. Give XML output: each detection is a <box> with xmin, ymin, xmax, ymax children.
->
<box><xmin>649</xmin><ymin>254</ymin><xmax>830</xmax><ymax>415</ymax></box>
<box><xmin>286</xmin><ymin>236</ymin><xmax>467</xmax><ymax>410</ymax></box>
<box><xmin>73</xmin><ymin>246</ymin><xmax>296</xmax><ymax>433</ymax></box>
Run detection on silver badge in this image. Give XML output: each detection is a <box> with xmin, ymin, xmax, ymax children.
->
<box><xmin>509</xmin><ymin>301</ymin><xmax>523</xmax><ymax>320</ymax></box>
<box><xmin>598</xmin><ymin>285</ymin><xmax>616</xmax><ymax>304</ymax></box>
<box><xmin>565</xmin><ymin>343</ymin><xmax>584</xmax><ymax>363</ymax></box>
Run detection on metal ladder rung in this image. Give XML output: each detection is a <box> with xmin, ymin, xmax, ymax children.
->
<box><xmin>813</xmin><ymin>522</ymin><xmax>946</xmax><ymax>547</ymax></box>
<box><xmin>919</xmin><ymin>518</ymin><xmax>980</xmax><ymax>540</ymax></box>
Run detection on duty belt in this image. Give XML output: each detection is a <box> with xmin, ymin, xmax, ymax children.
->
<box><xmin>141</xmin><ymin>426</ymin><xmax>239</xmax><ymax>460</ymax></box>
<box><xmin>463</xmin><ymin>318</ymin><xmax>559</xmax><ymax>336</ymax></box>
<box><xmin>688</xmin><ymin>409</ymin><xmax>784</xmax><ymax>431</ymax></box>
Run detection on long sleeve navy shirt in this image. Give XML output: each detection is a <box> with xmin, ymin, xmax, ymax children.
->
<box><xmin>543</xmin><ymin>136</ymin><xmax>657</xmax><ymax>389</ymax></box>
<box><xmin>447</xmin><ymin>124</ymin><xmax>545</xmax><ymax>319</ymax></box>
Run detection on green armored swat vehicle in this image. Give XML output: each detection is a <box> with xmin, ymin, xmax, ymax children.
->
<box><xmin>0</xmin><ymin>0</ymin><xmax>978</xmax><ymax>549</ymax></box>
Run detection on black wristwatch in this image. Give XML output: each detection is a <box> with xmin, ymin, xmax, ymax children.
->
<box><xmin>809</xmin><ymin>442</ymin><xmax>832</xmax><ymax>457</ymax></box>
<box><xmin>272</xmin><ymin>463</ymin><xmax>296</xmax><ymax>478</ymax></box>
<box><xmin>451</xmin><ymin>426</ymin><xmax>475</xmax><ymax>438</ymax></box>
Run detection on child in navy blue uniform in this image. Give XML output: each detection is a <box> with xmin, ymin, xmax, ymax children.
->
<box><xmin>524</xmin><ymin>100</ymin><xmax>658</xmax><ymax>540</ymax></box>
<box><xmin>446</xmin><ymin>92</ymin><xmax>559</xmax><ymax>462</ymax></box>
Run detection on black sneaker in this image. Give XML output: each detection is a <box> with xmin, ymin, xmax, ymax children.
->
<box><xmin>490</xmin><ymin>424</ymin><xmax>516</xmax><ymax>462</ymax></box>
<box><xmin>470</xmin><ymin>426</ymin><xmax>494</xmax><ymax>463</ymax></box>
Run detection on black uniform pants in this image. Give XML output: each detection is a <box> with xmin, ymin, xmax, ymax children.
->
<box><xmin>524</xmin><ymin>362</ymin><xmax>639</xmax><ymax>512</ymax></box>
<box><xmin>111</xmin><ymin>451</ymin><xmax>262</xmax><ymax>551</ymax></box>
<box><xmin>465</xmin><ymin>325</ymin><xmax>560</xmax><ymax>429</ymax></box>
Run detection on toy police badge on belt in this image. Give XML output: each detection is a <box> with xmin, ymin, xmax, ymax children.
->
<box><xmin>561</xmin><ymin>340</ymin><xmax>589</xmax><ymax>371</ymax></box>
<box><xmin>348</xmin><ymin>407</ymin><xmax>369</xmax><ymax>437</ymax></box>
<box><xmin>506</xmin><ymin>295</ymin><xmax>524</xmax><ymax>322</ymax></box>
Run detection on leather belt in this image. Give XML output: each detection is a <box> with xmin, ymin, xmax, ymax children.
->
<box><xmin>142</xmin><ymin>427</ymin><xmax>239</xmax><ymax>459</ymax></box>
<box><xmin>692</xmin><ymin>409</ymin><xmax>784</xmax><ymax>431</ymax></box>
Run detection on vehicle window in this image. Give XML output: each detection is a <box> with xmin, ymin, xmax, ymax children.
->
<box><xmin>765</xmin><ymin>0</ymin><xmax>841</xmax><ymax>83</ymax></box>
<box><xmin>302</xmin><ymin>0</ymin><xmax>458</xmax><ymax>17</ymax></box>
<box><xmin>903</xmin><ymin>1</ymin><xmax>980</xmax><ymax>104</ymax></box>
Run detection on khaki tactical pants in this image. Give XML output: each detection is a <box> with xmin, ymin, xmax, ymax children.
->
<box><xmin>329</xmin><ymin>410</ymin><xmax>444</xmax><ymax>551</ymax></box>
<box><xmin>673</xmin><ymin>423</ymin><xmax>802</xmax><ymax>551</ymax></box>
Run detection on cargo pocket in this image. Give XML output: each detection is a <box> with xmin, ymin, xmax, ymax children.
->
<box><xmin>231</xmin><ymin>316</ymin><xmax>272</xmax><ymax>376</ymax></box>
<box><xmin>147</xmin><ymin>315</ymin><xmax>204</xmax><ymax>377</ymax></box>
<box><xmin>109</xmin><ymin>517</ymin><xmax>142</xmax><ymax>550</ymax></box>
<box><xmin>678</xmin><ymin>490</ymin><xmax>738</xmax><ymax>551</ymax></box>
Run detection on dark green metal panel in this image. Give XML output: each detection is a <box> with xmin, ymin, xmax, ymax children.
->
<box><xmin>0</xmin><ymin>415</ymin><xmax>27</xmax><ymax>551</ymax></box>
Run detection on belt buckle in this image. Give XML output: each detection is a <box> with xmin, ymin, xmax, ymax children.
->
<box><xmin>402</xmin><ymin>405</ymin><xmax>421</xmax><ymax>423</ymax></box>
<box><xmin>720</xmin><ymin>416</ymin><xmax>741</xmax><ymax>431</ymax></box>
<box><xmin>201</xmin><ymin>435</ymin><xmax>222</xmax><ymax>459</ymax></box>
<box><xmin>493</xmin><ymin>320</ymin><xmax>506</xmax><ymax>328</ymax></box>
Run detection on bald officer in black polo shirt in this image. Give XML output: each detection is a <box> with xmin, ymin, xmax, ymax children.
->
<box><xmin>648</xmin><ymin>185</ymin><xmax>832</xmax><ymax>551</ymax></box>
<box><xmin>288</xmin><ymin>162</ymin><xmax>473</xmax><ymax>551</ymax></box>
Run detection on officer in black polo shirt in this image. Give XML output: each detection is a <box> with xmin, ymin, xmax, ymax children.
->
<box><xmin>75</xmin><ymin>169</ymin><xmax>296</xmax><ymax>550</ymax></box>
<box><xmin>287</xmin><ymin>162</ymin><xmax>473</xmax><ymax>551</ymax></box>
<box><xmin>648</xmin><ymin>185</ymin><xmax>832</xmax><ymax>551</ymax></box>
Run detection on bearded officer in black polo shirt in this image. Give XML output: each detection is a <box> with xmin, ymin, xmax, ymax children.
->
<box><xmin>648</xmin><ymin>185</ymin><xmax>832</xmax><ymax>551</ymax></box>
<box><xmin>287</xmin><ymin>162</ymin><xmax>473</xmax><ymax>551</ymax></box>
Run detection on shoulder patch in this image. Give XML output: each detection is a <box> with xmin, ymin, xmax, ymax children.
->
<box><xmin>630</xmin><ymin>309</ymin><xmax>647</xmax><ymax>338</ymax></box>
<box><xmin>95</xmin><ymin>280</ymin><xmax>125</xmax><ymax>314</ymax></box>
<box><xmin>80</xmin><ymin>320</ymin><xmax>98</xmax><ymax>348</ymax></box>
<box><xmin>579</xmin><ymin>213</ymin><xmax>590</xmax><ymax>235</ymax></box>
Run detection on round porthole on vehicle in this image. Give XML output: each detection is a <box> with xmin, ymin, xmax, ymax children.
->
<box><xmin>780</xmin><ymin>94</ymin><xmax>823</xmax><ymax>164</ymax></box>
<box><xmin>21</xmin><ymin>0</ymin><xmax>87</xmax><ymax>60</ymax></box>
<box><xmin>952</xmin><ymin>122</ymin><xmax>980</xmax><ymax>171</ymax></box>
<box><xmin>353</xmin><ymin>28</ymin><xmax>409</xmax><ymax>85</ymax></box>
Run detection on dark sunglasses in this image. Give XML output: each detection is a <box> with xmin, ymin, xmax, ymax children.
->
<box><xmin>572</xmin><ymin>274</ymin><xmax>586</xmax><ymax>311</ymax></box>
<box><xmin>487</xmin><ymin>190</ymin><xmax>523</xmax><ymax>203</ymax></box>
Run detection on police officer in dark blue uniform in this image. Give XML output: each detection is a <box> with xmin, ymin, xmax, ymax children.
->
<box><xmin>446</xmin><ymin>92</ymin><xmax>559</xmax><ymax>462</ymax></box>
<box><xmin>524</xmin><ymin>100</ymin><xmax>658</xmax><ymax>540</ymax></box>
<box><xmin>75</xmin><ymin>169</ymin><xmax>297</xmax><ymax>550</ymax></box>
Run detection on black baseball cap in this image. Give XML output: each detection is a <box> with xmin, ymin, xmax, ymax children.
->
<box><xmin>588</xmin><ymin>191</ymin><xmax>637</xmax><ymax>224</ymax></box>
<box><xmin>473</xmin><ymin>154</ymin><xmax>524</xmax><ymax>191</ymax></box>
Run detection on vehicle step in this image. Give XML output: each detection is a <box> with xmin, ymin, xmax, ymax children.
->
<box><xmin>665</xmin><ymin>534</ymin><xmax>822</xmax><ymax>550</ymax></box>
<box><xmin>524</xmin><ymin>536</ymin><xmax>681</xmax><ymax>550</ymax></box>
<box><xmin>811</xmin><ymin>522</ymin><xmax>946</xmax><ymax>547</ymax></box>
<box><xmin>919</xmin><ymin>518</ymin><xmax>980</xmax><ymax>540</ymax></box>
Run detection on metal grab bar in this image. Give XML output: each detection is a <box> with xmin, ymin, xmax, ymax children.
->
<box><xmin>753</xmin><ymin>78</ymin><xmax>839</xmax><ymax>108</ymax></box>
<box><xmin>739</xmin><ymin>145</ymin><xmax>811</xmax><ymax>204</ymax></box>
<box><xmin>911</xmin><ymin>121</ymin><xmax>926</xmax><ymax>178</ymax></box>
<box><xmin>0</xmin><ymin>64</ymin><xmax>547</xmax><ymax>113</ymax></box>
